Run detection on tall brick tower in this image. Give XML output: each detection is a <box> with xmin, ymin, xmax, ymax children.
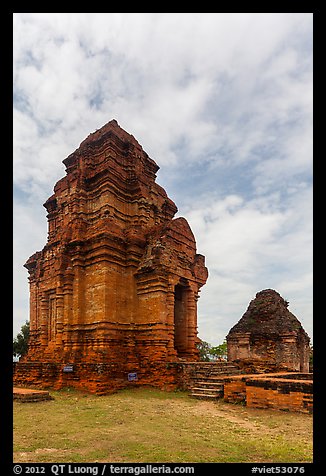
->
<box><xmin>14</xmin><ymin>120</ymin><xmax>208</xmax><ymax>393</ymax></box>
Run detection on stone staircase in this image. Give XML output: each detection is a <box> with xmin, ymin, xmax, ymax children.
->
<box><xmin>189</xmin><ymin>362</ymin><xmax>241</xmax><ymax>400</ymax></box>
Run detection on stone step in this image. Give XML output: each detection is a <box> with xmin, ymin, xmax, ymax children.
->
<box><xmin>193</xmin><ymin>367</ymin><xmax>240</xmax><ymax>374</ymax></box>
<box><xmin>191</xmin><ymin>364</ymin><xmax>238</xmax><ymax>371</ymax></box>
<box><xmin>194</xmin><ymin>381</ymin><xmax>224</xmax><ymax>388</ymax></box>
<box><xmin>192</xmin><ymin>371</ymin><xmax>241</xmax><ymax>379</ymax></box>
<box><xmin>190</xmin><ymin>392</ymin><xmax>222</xmax><ymax>400</ymax></box>
<box><xmin>191</xmin><ymin>365</ymin><xmax>240</xmax><ymax>371</ymax></box>
<box><xmin>187</xmin><ymin>362</ymin><xmax>243</xmax><ymax>400</ymax></box>
<box><xmin>192</xmin><ymin>374</ymin><xmax>237</xmax><ymax>383</ymax></box>
<box><xmin>191</xmin><ymin>387</ymin><xmax>223</xmax><ymax>394</ymax></box>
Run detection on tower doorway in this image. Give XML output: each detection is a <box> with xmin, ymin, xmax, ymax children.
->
<box><xmin>174</xmin><ymin>283</ymin><xmax>188</xmax><ymax>356</ymax></box>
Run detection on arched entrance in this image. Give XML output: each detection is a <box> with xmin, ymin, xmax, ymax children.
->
<box><xmin>174</xmin><ymin>283</ymin><xmax>189</xmax><ymax>357</ymax></box>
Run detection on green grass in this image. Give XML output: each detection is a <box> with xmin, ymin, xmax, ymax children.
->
<box><xmin>13</xmin><ymin>387</ymin><xmax>313</xmax><ymax>463</ymax></box>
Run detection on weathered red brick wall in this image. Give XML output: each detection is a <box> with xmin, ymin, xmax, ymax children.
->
<box><xmin>233</xmin><ymin>359</ymin><xmax>295</xmax><ymax>374</ymax></box>
<box><xmin>223</xmin><ymin>373</ymin><xmax>313</xmax><ymax>413</ymax></box>
<box><xmin>14</xmin><ymin>360</ymin><xmax>182</xmax><ymax>395</ymax></box>
<box><xmin>245</xmin><ymin>378</ymin><xmax>313</xmax><ymax>414</ymax></box>
<box><xmin>223</xmin><ymin>376</ymin><xmax>248</xmax><ymax>403</ymax></box>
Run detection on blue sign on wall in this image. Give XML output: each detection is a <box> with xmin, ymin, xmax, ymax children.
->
<box><xmin>128</xmin><ymin>372</ymin><xmax>138</xmax><ymax>381</ymax></box>
<box><xmin>63</xmin><ymin>365</ymin><xmax>74</xmax><ymax>373</ymax></box>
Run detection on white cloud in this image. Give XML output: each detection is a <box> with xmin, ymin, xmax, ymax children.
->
<box><xmin>182</xmin><ymin>181</ymin><xmax>313</xmax><ymax>344</ymax></box>
<box><xmin>13</xmin><ymin>198</ymin><xmax>48</xmax><ymax>337</ymax></box>
<box><xmin>13</xmin><ymin>13</ymin><xmax>313</xmax><ymax>346</ymax></box>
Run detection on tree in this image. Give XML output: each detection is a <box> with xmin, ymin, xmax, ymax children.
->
<box><xmin>13</xmin><ymin>321</ymin><xmax>30</xmax><ymax>359</ymax></box>
<box><xmin>196</xmin><ymin>339</ymin><xmax>212</xmax><ymax>361</ymax></box>
<box><xmin>197</xmin><ymin>338</ymin><xmax>228</xmax><ymax>361</ymax></box>
<box><xmin>210</xmin><ymin>339</ymin><xmax>228</xmax><ymax>360</ymax></box>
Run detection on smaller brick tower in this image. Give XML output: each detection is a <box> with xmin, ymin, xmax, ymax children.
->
<box><xmin>226</xmin><ymin>289</ymin><xmax>310</xmax><ymax>372</ymax></box>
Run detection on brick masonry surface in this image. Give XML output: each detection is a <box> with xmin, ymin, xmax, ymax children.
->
<box><xmin>223</xmin><ymin>373</ymin><xmax>313</xmax><ymax>413</ymax></box>
<box><xmin>13</xmin><ymin>387</ymin><xmax>53</xmax><ymax>402</ymax></box>
<box><xmin>14</xmin><ymin>120</ymin><xmax>208</xmax><ymax>394</ymax></box>
<box><xmin>226</xmin><ymin>289</ymin><xmax>310</xmax><ymax>373</ymax></box>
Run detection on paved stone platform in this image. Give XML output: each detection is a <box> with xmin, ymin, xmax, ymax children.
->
<box><xmin>13</xmin><ymin>387</ymin><xmax>54</xmax><ymax>403</ymax></box>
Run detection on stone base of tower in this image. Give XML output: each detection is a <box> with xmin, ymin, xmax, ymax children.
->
<box><xmin>13</xmin><ymin>357</ymin><xmax>194</xmax><ymax>395</ymax></box>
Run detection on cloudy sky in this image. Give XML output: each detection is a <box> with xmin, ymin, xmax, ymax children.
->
<box><xmin>13</xmin><ymin>13</ymin><xmax>313</xmax><ymax>346</ymax></box>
